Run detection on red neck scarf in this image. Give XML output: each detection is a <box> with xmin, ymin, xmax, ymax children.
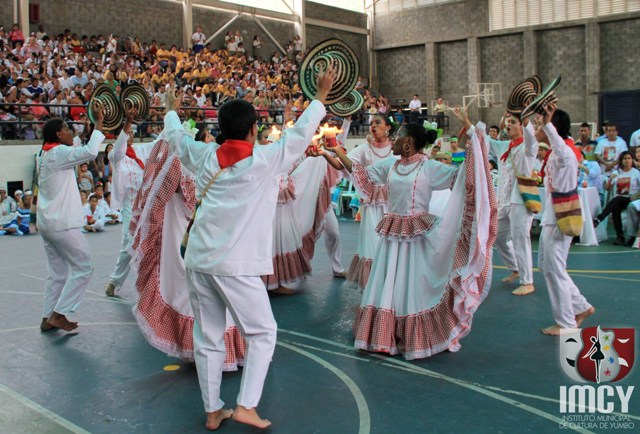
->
<box><xmin>126</xmin><ymin>146</ymin><xmax>145</xmax><ymax>170</ymax></box>
<box><xmin>500</xmin><ymin>137</ymin><xmax>524</xmax><ymax>162</ymax></box>
<box><xmin>216</xmin><ymin>139</ymin><xmax>254</xmax><ymax>169</ymax></box>
<box><xmin>42</xmin><ymin>142</ymin><xmax>61</xmax><ymax>151</ymax></box>
<box><xmin>540</xmin><ymin>138</ymin><xmax>581</xmax><ymax>180</ymax></box>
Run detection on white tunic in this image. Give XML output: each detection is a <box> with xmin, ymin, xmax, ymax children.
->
<box><xmin>166</xmin><ymin>100</ymin><xmax>326</xmax><ymax>276</ymax></box>
<box><xmin>108</xmin><ymin>131</ymin><xmax>156</xmax><ymax>211</ymax></box>
<box><xmin>489</xmin><ymin>124</ymin><xmax>538</xmax><ymax>208</ymax></box>
<box><xmin>37</xmin><ymin>131</ymin><xmax>105</xmax><ymax>232</ymax></box>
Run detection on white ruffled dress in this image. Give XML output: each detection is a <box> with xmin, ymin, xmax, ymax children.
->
<box><xmin>352</xmin><ymin>125</ymin><xmax>497</xmax><ymax>360</ymax></box>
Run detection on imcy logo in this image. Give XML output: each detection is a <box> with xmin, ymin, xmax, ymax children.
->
<box><xmin>559</xmin><ymin>326</ymin><xmax>635</xmax><ymax>416</ymax></box>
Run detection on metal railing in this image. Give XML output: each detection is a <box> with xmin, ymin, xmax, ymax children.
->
<box><xmin>0</xmin><ymin>102</ymin><xmax>449</xmax><ymax>141</ymax></box>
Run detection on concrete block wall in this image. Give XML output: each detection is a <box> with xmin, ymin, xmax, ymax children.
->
<box><xmin>305</xmin><ymin>2</ymin><xmax>367</xmax><ymax>28</ymax></box>
<box><xmin>31</xmin><ymin>0</ymin><xmax>183</xmax><ymax>47</ymax></box>
<box><xmin>376</xmin><ymin>46</ymin><xmax>426</xmax><ymax>103</ymax></box>
<box><xmin>0</xmin><ymin>5</ymin><xmax>14</xmax><ymax>31</ymax></box>
<box><xmin>374</xmin><ymin>0</ymin><xmax>488</xmax><ymax>48</ymax></box>
<box><xmin>305</xmin><ymin>25</ymin><xmax>368</xmax><ymax>78</ymax></box>
<box><xmin>373</xmin><ymin>0</ymin><xmax>640</xmax><ymax>130</ymax></box>
<box><xmin>600</xmin><ymin>18</ymin><xmax>640</xmax><ymax>92</ymax></box>
<box><xmin>536</xmin><ymin>26</ymin><xmax>587</xmax><ymax>124</ymax></box>
<box><xmin>437</xmin><ymin>40</ymin><xmax>468</xmax><ymax>109</ymax></box>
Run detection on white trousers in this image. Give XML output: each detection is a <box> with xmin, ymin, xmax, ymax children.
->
<box><xmin>108</xmin><ymin>203</ymin><xmax>132</xmax><ymax>289</ymax></box>
<box><xmin>187</xmin><ymin>270</ymin><xmax>277</xmax><ymax>412</ymax></box>
<box><xmin>538</xmin><ymin>225</ymin><xmax>592</xmax><ymax>328</ymax></box>
<box><xmin>41</xmin><ymin>228</ymin><xmax>94</xmax><ymax>317</ymax></box>
<box><xmin>323</xmin><ymin>211</ymin><xmax>344</xmax><ymax>274</ymax></box>
<box><xmin>495</xmin><ymin>204</ymin><xmax>534</xmax><ymax>284</ymax></box>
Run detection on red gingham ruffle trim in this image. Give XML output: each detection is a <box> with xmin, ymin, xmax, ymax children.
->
<box><xmin>352</xmin><ymin>163</ymin><xmax>388</xmax><ymax>205</ymax></box>
<box><xmin>262</xmin><ymin>246</ymin><xmax>311</xmax><ymax>290</ymax></box>
<box><xmin>346</xmin><ymin>254</ymin><xmax>373</xmax><ymax>290</ymax></box>
<box><xmin>277</xmin><ymin>180</ymin><xmax>296</xmax><ymax>204</ymax></box>
<box><xmin>376</xmin><ymin>212</ymin><xmax>440</xmax><ymax>240</ymax></box>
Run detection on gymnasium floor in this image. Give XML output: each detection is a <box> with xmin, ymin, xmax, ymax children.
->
<box><xmin>0</xmin><ymin>220</ymin><xmax>638</xmax><ymax>434</ymax></box>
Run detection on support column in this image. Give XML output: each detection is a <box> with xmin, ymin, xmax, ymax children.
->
<box><xmin>368</xmin><ymin>9</ymin><xmax>376</xmax><ymax>91</ymax></box>
<box><xmin>182</xmin><ymin>0</ymin><xmax>193</xmax><ymax>49</ymax></box>
<box><xmin>585</xmin><ymin>22</ymin><xmax>600</xmax><ymax>124</ymax></box>
<box><xmin>13</xmin><ymin>0</ymin><xmax>19</xmax><ymax>25</ymax></box>
<box><xmin>293</xmin><ymin>0</ymin><xmax>305</xmax><ymax>51</ymax></box>
<box><xmin>467</xmin><ymin>37</ymin><xmax>481</xmax><ymax>121</ymax></box>
<box><xmin>523</xmin><ymin>30</ymin><xmax>536</xmax><ymax>77</ymax></box>
<box><xmin>19</xmin><ymin>0</ymin><xmax>29</xmax><ymax>36</ymax></box>
<box><xmin>425</xmin><ymin>42</ymin><xmax>438</xmax><ymax>105</ymax></box>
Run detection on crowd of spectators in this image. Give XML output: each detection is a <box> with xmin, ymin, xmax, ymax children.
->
<box><xmin>0</xmin><ymin>22</ymin><xmax>361</xmax><ymax>140</ymax></box>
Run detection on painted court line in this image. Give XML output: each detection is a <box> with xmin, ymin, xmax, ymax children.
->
<box><xmin>278</xmin><ymin>341</ymin><xmax>371</xmax><ymax>434</ymax></box>
<box><xmin>279</xmin><ymin>329</ymin><xmax>597</xmax><ymax>434</ymax></box>
<box><xmin>0</xmin><ymin>382</ymin><xmax>91</xmax><ymax>434</ymax></box>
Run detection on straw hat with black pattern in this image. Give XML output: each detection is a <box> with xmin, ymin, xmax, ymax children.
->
<box><xmin>507</xmin><ymin>75</ymin><xmax>542</xmax><ymax>116</ymax></box>
<box><xmin>520</xmin><ymin>76</ymin><xmax>561</xmax><ymax>119</ymax></box>
<box><xmin>120</xmin><ymin>84</ymin><xmax>150</xmax><ymax>124</ymax></box>
<box><xmin>328</xmin><ymin>89</ymin><xmax>364</xmax><ymax>117</ymax></box>
<box><xmin>299</xmin><ymin>38</ymin><xmax>359</xmax><ymax>106</ymax></box>
<box><xmin>88</xmin><ymin>84</ymin><xmax>124</xmax><ymax>131</ymax></box>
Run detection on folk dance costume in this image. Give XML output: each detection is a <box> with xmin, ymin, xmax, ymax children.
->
<box><xmin>165</xmin><ymin>101</ymin><xmax>326</xmax><ymax>413</ymax></box>
<box><xmin>318</xmin><ymin>120</ymin><xmax>352</xmax><ymax>276</ymax></box>
<box><xmin>353</xmin><ymin>125</ymin><xmax>497</xmax><ymax>360</ymax></box>
<box><xmin>37</xmin><ymin>130</ymin><xmax>105</xmax><ymax>322</ymax></box>
<box><xmin>538</xmin><ymin>122</ymin><xmax>592</xmax><ymax>329</ymax></box>
<box><xmin>262</xmin><ymin>122</ymin><xmax>344</xmax><ymax>289</ymax></box>
<box><xmin>489</xmin><ymin>124</ymin><xmax>539</xmax><ymax>290</ymax></box>
<box><xmin>128</xmin><ymin>137</ymin><xmax>244</xmax><ymax>369</ymax></box>
<box><xmin>346</xmin><ymin>138</ymin><xmax>396</xmax><ymax>289</ymax></box>
<box><xmin>262</xmin><ymin>159</ymin><xmax>312</xmax><ymax>291</ymax></box>
<box><xmin>106</xmin><ymin>131</ymin><xmax>156</xmax><ymax>294</ymax></box>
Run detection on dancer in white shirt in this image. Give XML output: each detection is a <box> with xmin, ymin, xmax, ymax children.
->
<box><xmin>535</xmin><ymin>103</ymin><xmax>595</xmax><ymax>335</ymax></box>
<box><xmin>164</xmin><ymin>66</ymin><xmax>336</xmax><ymax>430</ymax></box>
<box><xmin>37</xmin><ymin>101</ymin><xmax>105</xmax><ymax>331</ymax></box>
<box><xmin>488</xmin><ymin>114</ymin><xmax>538</xmax><ymax>295</ymax></box>
<box><xmin>105</xmin><ymin>111</ymin><xmax>158</xmax><ymax>296</ymax></box>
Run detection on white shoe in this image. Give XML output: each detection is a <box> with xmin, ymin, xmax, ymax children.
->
<box><xmin>632</xmin><ymin>238</ymin><xmax>640</xmax><ymax>249</ymax></box>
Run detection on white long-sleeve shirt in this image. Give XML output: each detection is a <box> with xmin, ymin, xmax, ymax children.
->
<box><xmin>489</xmin><ymin>123</ymin><xmax>538</xmax><ymax>208</ymax></box>
<box><xmin>166</xmin><ymin>100</ymin><xmax>326</xmax><ymax>276</ymax></box>
<box><xmin>541</xmin><ymin>122</ymin><xmax>579</xmax><ymax>226</ymax></box>
<box><xmin>36</xmin><ymin>130</ymin><xmax>105</xmax><ymax>232</ymax></box>
<box><xmin>108</xmin><ymin>131</ymin><xmax>156</xmax><ymax>210</ymax></box>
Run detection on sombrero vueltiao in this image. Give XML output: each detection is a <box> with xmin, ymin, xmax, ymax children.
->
<box><xmin>507</xmin><ymin>75</ymin><xmax>542</xmax><ymax>116</ymax></box>
<box><xmin>88</xmin><ymin>84</ymin><xmax>124</xmax><ymax>131</ymax></box>
<box><xmin>520</xmin><ymin>76</ymin><xmax>561</xmax><ymax>119</ymax></box>
<box><xmin>300</xmin><ymin>38</ymin><xmax>359</xmax><ymax>105</ymax></box>
<box><xmin>120</xmin><ymin>84</ymin><xmax>150</xmax><ymax>124</ymax></box>
<box><xmin>328</xmin><ymin>90</ymin><xmax>364</xmax><ymax>117</ymax></box>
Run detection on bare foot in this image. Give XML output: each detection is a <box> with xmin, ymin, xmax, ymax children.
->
<box><xmin>541</xmin><ymin>324</ymin><xmax>562</xmax><ymax>335</ymax></box>
<box><xmin>501</xmin><ymin>272</ymin><xmax>519</xmax><ymax>284</ymax></box>
<box><xmin>273</xmin><ymin>285</ymin><xmax>295</xmax><ymax>295</ymax></box>
<box><xmin>512</xmin><ymin>284</ymin><xmax>534</xmax><ymax>296</ymax></box>
<box><xmin>232</xmin><ymin>406</ymin><xmax>271</xmax><ymax>429</ymax></box>
<box><xmin>47</xmin><ymin>312</ymin><xmax>78</xmax><ymax>331</ymax></box>
<box><xmin>541</xmin><ymin>324</ymin><xmax>579</xmax><ymax>336</ymax></box>
<box><xmin>206</xmin><ymin>409</ymin><xmax>233</xmax><ymax>431</ymax></box>
<box><xmin>575</xmin><ymin>306</ymin><xmax>595</xmax><ymax>327</ymax></box>
<box><xmin>40</xmin><ymin>317</ymin><xmax>58</xmax><ymax>332</ymax></box>
<box><xmin>105</xmin><ymin>282</ymin><xmax>116</xmax><ymax>297</ymax></box>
